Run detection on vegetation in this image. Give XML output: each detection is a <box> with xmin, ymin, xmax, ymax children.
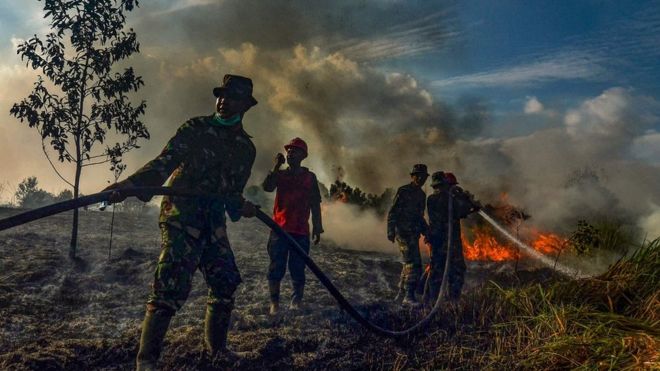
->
<box><xmin>9</xmin><ymin>0</ymin><xmax>148</xmax><ymax>258</ymax></box>
<box><xmin>328</xmin><ymin>180</ymin><xmax>394</xmax><ymax>216</ymax></box>
<box><xmin>15</xmin><ymin>176</ymin><xmax>72</xmax><ymax>208</ymax></box>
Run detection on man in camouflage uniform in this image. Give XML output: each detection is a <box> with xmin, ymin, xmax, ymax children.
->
<box><xmin>423</xmin><ymin>172</ymin><xmax>480</xmax><ymax>305</ymax></box>
<box><xmin>105</xmin><ymin>74</ymin><xmax>258</xmax><ymax>370</ymax></box>
<box><xmin>387</xmin><ymin>164</ymin><xmax>429</xmax><ymax>306</ymax></box>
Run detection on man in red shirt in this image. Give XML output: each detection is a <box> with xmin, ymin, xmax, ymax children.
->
<box><xmin>262</xmin><ymin>137</ymin><xmax>323</xmax><ymax>315</ymax></box>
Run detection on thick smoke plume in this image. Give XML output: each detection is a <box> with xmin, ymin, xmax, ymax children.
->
<box><xmin>2</xmin><ymin>1</ymin><xmax>658</xmax><ymax>247</ymax></box>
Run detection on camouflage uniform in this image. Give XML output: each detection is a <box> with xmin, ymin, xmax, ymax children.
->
<box><xmin>126</xmin><ymin>113</ymin><xmax>256</xmax><ymax>312</ymax></box>
<box><xmin>424</xmin><ymin>186</ymin><xmax>476</xmax><ymax>301</ymax></box>
<box><xmin>387</xmin><ymin>183</ymin><xmax>428</xmax><ymax>296</ymax></box>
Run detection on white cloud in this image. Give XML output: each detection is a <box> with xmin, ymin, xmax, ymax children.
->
<box><xmin>632</xmin><ymin>131</ymin><xmax>660</xmax><ymax>165</ymax></box>
<box><xmin>524</xmin><ymin>96</ymin><xmax>544</xmax><ymax>114</ymax></box>
<box><xmin>431</xmin><ymin>52</ymin><xmax>604</xmax><ymax>88</ymax></box>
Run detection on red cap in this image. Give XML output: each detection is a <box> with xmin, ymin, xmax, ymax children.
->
<box><xmin>444</xmin><ymin>172</ymin><xmax>458</xmax><ymax>185</ymax></box>
<box><xmin>284</xmin><ymin>137</ymin><xmax>308</xmax><ymax>157</ymax></box>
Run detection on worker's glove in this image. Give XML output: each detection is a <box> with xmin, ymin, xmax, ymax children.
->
<box><xmin>103</xmin><ymin>180</ymin><xmax>152</xmax><ymax>204</ymax></box>
<box><xmin>240</xmin><ymin>199</ymin><xmax>257</xmax><ymax>218</ymax></box>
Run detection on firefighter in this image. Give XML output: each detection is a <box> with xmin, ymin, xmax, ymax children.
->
<box><xmin>262</xmin><ymin>137</ymin><xmax>323</xmax><ymax>315</ymax></box>
<box><xmin>104</xmin><ymin>74</ymin><xmax>258</xmax><ymax>370</ymax></box>
<box><xmin>423</xmin><ymin>172</ymin><xmax>480</xmax><ymax>305</ymax></box>
<box><xmin>387</xmin><ymin>164</ymin><xmax>429</xmax><ymax>307</ymax></box>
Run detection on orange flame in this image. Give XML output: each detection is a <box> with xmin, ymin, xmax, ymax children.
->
<box><xmin>461</xmin><ymin>226</ymin><xmax>569</xmax><ymax>261</ymax></box>
<box><xmin>462</xmin><ymin>226</ymin><xmax>520</xmax><ymax>261</ymax></box>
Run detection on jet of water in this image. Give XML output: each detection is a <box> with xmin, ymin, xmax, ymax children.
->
<box><xmin>477</xmin><ymin>210</ymin><xmax>589</xmax><ymax>279</ymax></box>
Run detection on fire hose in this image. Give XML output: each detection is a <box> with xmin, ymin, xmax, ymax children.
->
<box><xmin>0</xmin><ymin>186</ymin><xmax>457</xmax><ymax>337</ymax></box>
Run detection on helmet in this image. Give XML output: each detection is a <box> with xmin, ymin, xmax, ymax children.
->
<box><xmin>444</xmin><ymin>172</ymin><xmax>458</xmax><ymax>185</ymax></box>
<box><xmin>284</xmin><ymin>137</ymin><xmax>308</xmax><ymax>157</ymax></box>
<box><xmin>430</xmin><ymin>171</ymin><xmax>446</xmax><ymax>188</ymax></box>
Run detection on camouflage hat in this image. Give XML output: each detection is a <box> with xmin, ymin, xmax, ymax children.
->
<box><xmin>213</xmin><ymin>74</ymin><xmax>258</xmax><ymax>107</ymax></box>
<box><xmin>410</xmin><ymin>164</ymin><xmax>429</xmax><ymax>176</ymax></box>
<box><xmin>430</xmin><ymin>171</ymin><xmax>447</xmax><ymax>188</ymax></box>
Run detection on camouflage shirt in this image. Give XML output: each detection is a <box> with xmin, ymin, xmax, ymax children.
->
<box><xmin>127</xmin><ymin>114</ymin><xmax>256</xmax><ymax>229</ymax></box>
<box><xmin>387</xmin><ymin>183</ymin><xmax>428</xmax><ymax>237</ymax></box>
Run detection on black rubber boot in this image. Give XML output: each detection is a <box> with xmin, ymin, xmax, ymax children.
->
<box><xmin>205</xmin><ymin>303</ymin><xmax>248</xmax><ymax>361</ymax></box>
<box><xmin>136</xmin><ymin>307</ymin><xmax>173</xmax><ymax>371</ymax></box>
<box><xmin>290</xmin><ymin>282</ymin><xmax>304</xmax><ymax>310</ymax></box>
<box><xmin>268</xmin><ymin>280</ymin><xmax>280</xmax><ymax>315</ymax></box>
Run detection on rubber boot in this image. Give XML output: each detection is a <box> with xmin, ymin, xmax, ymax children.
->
<box><xmin>268</xmin><ymin>280</ymin><xmax>280</xmax><ymax>315</ymax></box>
<box><xmin>290</xmin><ymin>282</ymin><xmax>304</xmax><ymax>310</ymax></box>
<box><xmin>136</xmin><ymin>307</ymin><xmax>173</xmax><ymax>371</ymax></box>
<box><xmin>393</xmin><ymin>286</ymin><xmax>405</xmax><ymax>303</ymax></box>
<box><xmin>402</xmin><ymin>285</ymin><xmax>421</xmax><ymax>308</ymax></box>
<box><xmin>204</xmin><ymin>303</ymin><xmax>248</xmax><ymax>362</ymax></box>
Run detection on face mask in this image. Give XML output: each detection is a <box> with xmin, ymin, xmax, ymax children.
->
<box><xmin>212</xmin><ymin>113</ymin><xmax>242</xmax><ymax>126</ymax></box>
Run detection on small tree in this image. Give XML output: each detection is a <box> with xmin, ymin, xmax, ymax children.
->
<box><xmin>10</xmin><ymin>0</ymin><xmax>149</xmax><ymax>258</ymax></box>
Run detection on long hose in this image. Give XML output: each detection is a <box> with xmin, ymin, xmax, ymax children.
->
<box><xmin>0</xmin><ymin>187</ymin><xmax>454</xmax><ymax>337</ymax></box>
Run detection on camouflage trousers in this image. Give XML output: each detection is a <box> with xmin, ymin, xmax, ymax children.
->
<box><xmin>146</xmin><ymin>222</ymin><xmax>242</xmax><ymax>313</ymax></box>
<box><xmin>423</xmin><ymin>233</ymin><xmax>466</xmax><ymax>302</ymax></box>
<box><xmin>396</xmin><ymin>233</ymin><xmax>422</xmax><ymax>291</ymax></box>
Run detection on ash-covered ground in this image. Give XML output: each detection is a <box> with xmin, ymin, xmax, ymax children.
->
<box><xmin>0</xmin><ymin>207</ymin><xmax>557</xmax><ymax>370</ymax></box>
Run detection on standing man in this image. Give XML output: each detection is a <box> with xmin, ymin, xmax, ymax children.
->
<box><xmin>104</xmin><ymin>74</ymin><xmax>258</xmax><ymax>370</ymax></box>
<box><xmin>387</xmin><ymin>164</ymin><xmax>429</xmax><ymax>307</ymax></box>
<box><xmin>423</xmin><ymin>172</ymin><xmax>480</xmax><ymax>305</ymax></box>
<box><xmin>262</xmin><ymin>137</ymin><xmax>323</xmax><ymax>315</ymax></box>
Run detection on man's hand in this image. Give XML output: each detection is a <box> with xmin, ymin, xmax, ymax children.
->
<box><xmin>274</xmin><ymin>153</ymin><xmax>285</xmax><ymax>169</ymax></box>
<box><xmin>312</xmin><ymin>231</ymin><xmax>321</xmax><ymax>245</ymax></box>
<box><xmin>240</xmin><ymin>200</ymin><xmax>257</xmax><ymax>218</ymax></box>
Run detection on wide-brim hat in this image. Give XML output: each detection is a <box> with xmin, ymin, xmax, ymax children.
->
<box><xmin>213</xmin><ymin>74</ymin><xmax>258</xmax><ymax>107</ymax></box>
<box><xmin>410</xmin><ymin>163</ymin><xmax>429</xmax><ymax>176</ymax></box>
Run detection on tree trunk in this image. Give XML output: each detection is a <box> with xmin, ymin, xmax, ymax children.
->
<box><xmin>69</xmin><ymin>158</ymin><xmax>82</xmax><ymax>259</ymax></box>
<box><xmin>70</xmin><ymin>42</ymin><xmax>90</xmax><ymax>259</ymax></box>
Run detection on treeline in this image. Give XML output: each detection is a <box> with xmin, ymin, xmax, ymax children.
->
<box><xmin>14</xmin><ymin>177</ymin><xmax>72</xmax><ymax>208</ymax></box>
<box><xmin>3</xmin><ymin>176</ymin><xmax>157</xmax><ymax>215</ymax></box>
<box><xmin>327</xmin><ymin>180</ymin><xmax>393</xmax><ymax>216</ymax></box>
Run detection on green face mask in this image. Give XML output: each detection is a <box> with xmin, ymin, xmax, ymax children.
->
<box><xmin>212</xmin><ymin>113</ymin><xmax>242</xmax><ymax>126</ymax></box>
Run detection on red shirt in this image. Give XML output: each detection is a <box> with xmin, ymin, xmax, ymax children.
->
<box><xmin>266</xmin><ymin>168</ymin><xmax>321</xmax><ymax>236</ymax></box>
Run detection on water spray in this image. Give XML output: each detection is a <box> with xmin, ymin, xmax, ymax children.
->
<box><xmin>477</xmin><ymin>210</ymin><xmax>588</xmax><ymax>279</ymax></box>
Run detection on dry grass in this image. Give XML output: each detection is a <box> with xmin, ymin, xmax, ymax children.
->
<box><xmin>0</xmin><ymin>207</ymin><xmax>657</xmax><ymax>370</ymax></box>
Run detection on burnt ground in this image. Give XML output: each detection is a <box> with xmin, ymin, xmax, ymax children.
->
<box><xmin>0</xmin><ymin>207</ymin><xmax>559</xmax><ymax>370</ymax></box>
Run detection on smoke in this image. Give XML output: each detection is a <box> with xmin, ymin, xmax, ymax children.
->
<box><xmin>321</xmin><ymin>203</ymin><xmax>396</xmax><ymax>254</ymax></box>
<box><xmin>2</xmin><ymin>0</ymin><xmax>658</xmax><ymax>244</ymax></box>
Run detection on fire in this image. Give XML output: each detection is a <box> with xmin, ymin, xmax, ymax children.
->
<box><xmin>531</xmin><ymin>232</ymin><xmax>569</xmax><ymax>254</ymax></box>
<box><xmin>461</xmin><ymin>226</ymin><xmax>569</xmax><ymax>262</ymax></box>
<box><xmin>462</xmin><ymin>226</ymin><xmax>520</xmax><ymax>261</ymax></box>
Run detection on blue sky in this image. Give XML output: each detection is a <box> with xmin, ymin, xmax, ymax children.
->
<box><xmin>383</xmin><ymin>0</ymin><xmax>660</xmax><ymax>119</ymax></box>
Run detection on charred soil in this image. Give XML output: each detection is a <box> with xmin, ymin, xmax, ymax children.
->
<box><xmin>0</xmin><ymin>208</ymin><xmax>657</xmax><ymax>370</ymax></box>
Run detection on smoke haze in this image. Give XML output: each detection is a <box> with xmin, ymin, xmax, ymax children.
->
<box><xmin>0</xmin><ymin>1</ymin><xmax>658</xmax><ymax>242</ymax></box>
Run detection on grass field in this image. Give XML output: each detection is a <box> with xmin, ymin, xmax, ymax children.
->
<box><xmin>0</xmin><ymin>207</ymin><xmax>657</xmax><ymax>370</ymax></box>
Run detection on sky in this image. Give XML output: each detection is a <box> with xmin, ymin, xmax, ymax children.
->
<box><xmin>0</xmin><ymin>0</ymin><xmax>658</xmax><ymax>236</ymax></box>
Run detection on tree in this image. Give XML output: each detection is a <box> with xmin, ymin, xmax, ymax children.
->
<box><xmin>15</xmin><ymin>176</ymin><xmax>52</xmax><ymax>208</ymax></box>
<box><xmin>10</xmin><ymin>0</ymin><xmax>149</xmax><ymax>258</ymax></box>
